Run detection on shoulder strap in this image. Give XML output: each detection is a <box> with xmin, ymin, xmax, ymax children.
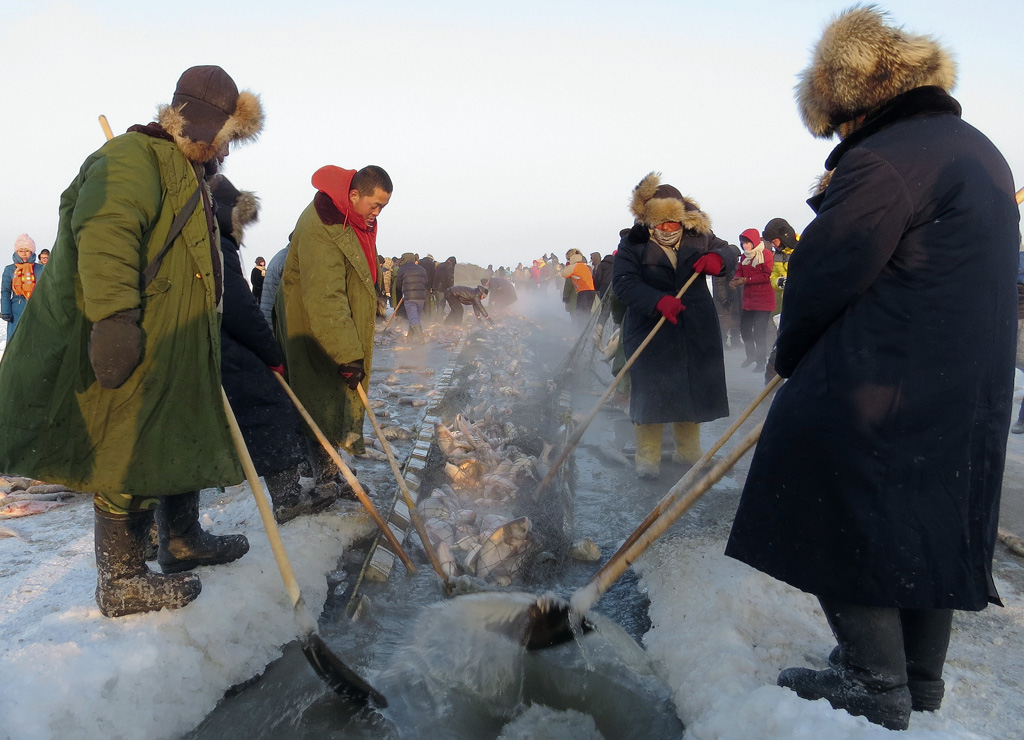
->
<box><xmin>142</xmin><ymin>184</ymin><xmax>203</xmax><ymax>288</ymax></box>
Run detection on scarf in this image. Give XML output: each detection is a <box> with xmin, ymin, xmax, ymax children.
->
<box><xmin>310</xmin><ymin>165</ymin><xmax>378</xmax><ymax>282</ymax></box>
<box><xmin>12</xmin><ymin>262</ymin><xmax>37</xmax><ymax>300</ymax></box>
<box><xmin>741</xmin><ymin>243</ymin><xmax>765</xmax><ymax>267</ymax></box>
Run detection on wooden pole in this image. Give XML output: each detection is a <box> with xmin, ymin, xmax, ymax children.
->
<box><xmin>272</xmin><ymin>374</ymin><xmax>417</xmax><ymax>574</ymax></box>
<box><xmin>533</xmin><ymin>271</ymin><xmax>702</xmax><ymax>499</ymax></box>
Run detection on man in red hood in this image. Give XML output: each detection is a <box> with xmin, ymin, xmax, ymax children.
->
<box><xmin>275</xmin><ymin>165</ymin><xmax>393</xmax><ymax>489</ymax></box>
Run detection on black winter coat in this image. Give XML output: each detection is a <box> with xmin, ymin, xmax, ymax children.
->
<box><xmin>433</xmin><ymin>259</ymin><xmax>456</xmax><ymax>293</ymax></box>
<box><xmin>395</xmin><ymin>261</ymin><xmax>429</xmax><ymax>304</ymax></box>
<box><xmin>593</xmin><ymin>253</ymin><xmax>615</xmax><ymax>297</ymax></box>
<box><xmin>220</xmin><ymin>235</ymin><xmax>306</xmax><ymax>475</ymax></box>
<box><xmin>726</xmin><ymin>88</ymin><xmax>1020</xmax><ymax>610</ymax></box>
<box><xmin>612</xmin><ymin>226</ymin><xmax>736</xmax><ymax>424</ymax></box>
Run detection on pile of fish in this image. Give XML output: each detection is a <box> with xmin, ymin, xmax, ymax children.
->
<box><xmin>0</xmin><ymin>475</ymin><xmax>82</xmax><ymax>519</ymax></box>
<box><xmin>414</xmin><ymin>325</ymin><xmax>600</xmax><ymax>587</ymax></box>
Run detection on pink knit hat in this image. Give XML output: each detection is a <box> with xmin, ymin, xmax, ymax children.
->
<box><xmin>14</xmin><ymin>233</ymin><xmax>35</xmax><ymax>252</ymax></box>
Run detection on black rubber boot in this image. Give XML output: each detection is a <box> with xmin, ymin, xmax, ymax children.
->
<box><xmin>778</xmin><ymin>597</ymin><xmax>912</xmax><ymax>731</ymax></box>
<box><xmin>156</xmin><ymin>492</ymin><xmax>249</xmax><ymax>574</ymax></box>
<box><xmin>94</xmin><ymin>505</ymin><xmax>201</xmax><ymax>617</ymax></box>
<box><xmin>901</xmin><ymin>608</ymin><xmax>952</xmax><ymax>712</ymax></box>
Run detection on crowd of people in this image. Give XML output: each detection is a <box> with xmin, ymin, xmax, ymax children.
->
<box><xmin>0</xmin><ymin>6</ymin><xmax>1020</xmax><ymax>734</ymax></box>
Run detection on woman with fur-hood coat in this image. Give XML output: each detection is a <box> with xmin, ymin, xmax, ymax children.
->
<box><xmin>612</xmin><ymin>173</ymin><xmax>737</xmax><ymax>480</ymax></box>
<box><xmin>725</xmin><ymin>7</ymin><xmax>1020</xmax><ymax>730</ymax></box>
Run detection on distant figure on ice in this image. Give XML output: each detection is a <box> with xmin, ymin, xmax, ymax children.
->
<box><xmin>275</xmin><ymin>164</ymin><xmax>392</xmax><ymax>470</ymax></box>
<box><xmin>612</xmin><ymin>173</ymin><xmax>736</xmax><ymax>479</ymax></box>
<box><xmin>2</xmin><ymin>234</ymin><xmax>43</xmax><ymax>340</ymax></box>
<box><xmin>562</xmin><ymin>249</ymin><xmax>596</xmax><ymax>329</ymax></box>
<box><xmin>0</xmin><ymin>65</ymin><xmax>264</xmax><ymax>617</ymax></box>
<box><xmin>37</xmin><ymin>248</ymin><xmax>50</xmax><ymax>266</ymax></box>
<box><xmin>483</xmin><ymin>276</ymin><xmax>518</xmax><ymax>313</ymax></box>
<box><xmin>726</xmin><ymin>7</ymin><xmax>1020</xmax><ymax>731</ymax></box>
<box><xmin>444</xmin><ymin>284</ymin><xmax>491</xmax><ymax>325</ymax></box>
<box><xmin>395</xmin><ymin>251</ymin><xmax>428</xmax><ymax>343</ymax></box>
<box><xmin>250</xmin><ymin>256</ymin><xmax>266</xmax><ymax>302</ymax></box>
<box><xmin>730</xmin><ymin>228</ymin><xmax>774</xmax><ymax>372</ymax></box>
<box><xmin>431</xmin><ymin>255</ymin><xmax>457</xmax><ymax>321</ymax></box>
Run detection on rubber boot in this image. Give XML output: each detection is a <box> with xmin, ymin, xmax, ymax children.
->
<box><xmin>156</xmin><ymin>492</ymin><xmax>249</xmax><ymax>574</ymax></box>
<box><xmin>94</xmin><ymin>505</ymin><xmax>201</xmax><ymax>617</ymax></box>
<box><xmin>265</xmin><ymin>465</ymin><xmax>307</xmax><ymax>524</ymax></box>
<box><xmin>778</xmin><ymin>597</ymin><xmax>912</xmax><ymax>731</ymax></box>
<box><xmin>672</xmin><ymin>422</ymin><xmax>702</xmax><ymax>465</ymax></box>
<box><xmin>901</xmin><ymin>608</ymin><xmax>952</xmax><ymax>712</ymax></box>
<box><xmin>634</xmin><ymin>423</ymin><xmax>662</xmax><ymax>480</ymax></box>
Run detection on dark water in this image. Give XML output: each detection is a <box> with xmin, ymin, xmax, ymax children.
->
<box><xmin>187</xmin><ymin>302</ymin><xmax>687</xmax><ymax>739</ymax></box>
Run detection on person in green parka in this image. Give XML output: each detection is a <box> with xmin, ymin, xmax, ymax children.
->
<box><xmin>275</xmin><ymin>164</ymin><xmax>392</xmax><ymax>483</ymax></box>
<box><xmin>0</xmin><ymin>66</ymin><xmax>264</xmax><ymax>618</ymax></box>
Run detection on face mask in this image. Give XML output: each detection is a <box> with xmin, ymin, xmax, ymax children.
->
<box><xmin>651</xmin><ymin>228</ymin><xmax>683</xmax><ymax>249</ymax></box>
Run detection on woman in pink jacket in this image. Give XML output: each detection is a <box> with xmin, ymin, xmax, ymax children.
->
<box><xmin>730</xmin><ymin>228</ymin><xmax>775</xmax><ymax>371</ymax></box>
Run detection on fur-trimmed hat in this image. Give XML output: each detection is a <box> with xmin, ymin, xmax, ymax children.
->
<box><xmin>157</xmin><ymin>65</ymin><xmax>264</xmax><ymax>163</ymax></box>
<box><xmin>210</xmin><ymin>175</ymin><xmax>260</xmax><ymax>243</ymax></box>
<box><xmin>629</xmin><ymin>172</ymin><xmax>711</xmax><ymax>234</ymax></box>
<box><xmin>797</xmin><ymin>5</ymin><xmax>957</xmax><ymax>139</ymax></box>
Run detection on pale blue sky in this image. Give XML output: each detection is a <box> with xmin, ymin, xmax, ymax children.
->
<box><xmin>2</xmin><ymin>1</ymin><xmax>1021</xmax><ymax>270</ymax></box>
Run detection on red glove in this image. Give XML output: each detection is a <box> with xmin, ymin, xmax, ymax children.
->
<box><xmin>693</xmin><ymin>253</ymin><xmax>723</xmax><ymax>276</ymax></box>
<box><xmin>655</xmin><ymin>295</ymin><xmax>686</xmax><ymax>324</ymax></box>
<box><xmin>268</xmin><ymin>364</ymin><xmax>285</xmax><ymax>377</ymax></box>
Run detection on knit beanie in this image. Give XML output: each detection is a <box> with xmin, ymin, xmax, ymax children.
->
<box><xmin>14</xmin><ymin>234</ymin><xmax>35</xmax><ymax>252</ymax></box>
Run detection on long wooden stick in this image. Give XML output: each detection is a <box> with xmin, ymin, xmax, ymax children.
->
<box><xmin>272</xmin><ymin>374</ymin><xmax>417</xmax><ymax>573</ymax></box>
<box><xmin>533</xmin><ymin>271</ymin><xmax>702</xmax><ymax>499</ymax></box>
<box><xmin>355</xmin><ymin>385</ymin><xmax>450</xmax><ymax>586</ymax></box>
<box><xmin>593</xmin><ymin>375</ymin><xmax>783</xmax><ymax>583</ymax></box>
<box><xmin>1016</xmin><ymin>186</ymin><xmax>1024</xmax><ymax>206</ymax></box>
<box><xmin>382</xmin><ymin>297</ymin><xmax>404</xmax><ymax>333</ymax></box>
<box><xmin>99</xmin><ymin>115</ymin><xmax>114</xmax><ymax>141</ymax></box>
<box><xmin>572</xmin><ymin>421</ymin><xmax>764</xmax><ymax>615</ymax></box>
<box><xmin>221</xmin><ymin>388</ymin><xmax>387</xmax><ymax>704</ymax></box>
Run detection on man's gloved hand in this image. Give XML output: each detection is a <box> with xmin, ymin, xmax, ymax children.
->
<box><xmin>655</xmin><ymin>295</ymin><xmax>686</xmax><ymax>324</ymax></box>
<box><xmin>693</xmin><ymin>253</ymin><xmax>724</xmax><ymax>276</ymax></box>
<box><xmin>89</xmin><ymin>308</ymin><xmax>142</xmax><ymax>389</ymax></box>
<box><xmin>268</xmin><ymin>364</ymin><xmax>285</xmax><ymax>377</ymax></box>
<box><xmin>338</xmin><ymin>359</ymin><xmax>365</xmax><ymax>390</ymax></box>
<box><xmin>776</xmin><ymin>276</ymin><xmax>787</xmax><ymax>290</ymax></box>
<box><xmin>0</xmin><ymin>314</ymin><xmax>12</xmax><ymax>323</ymax></box>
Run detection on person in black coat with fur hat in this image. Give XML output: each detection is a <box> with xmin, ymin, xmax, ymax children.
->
<box><xmin>725</xmin><ymin>7</ymin><xmax>1020</xmax><ymax>730</ymax></box>
<box><xmin>612</xmin><ymin>173</ymin><xmax>737</xmax><ymax>480</ymax></box>
<box><xmin>211</xmin><ymin>175</ymin><xmax>332</xmax><ymax>523</ymax></box>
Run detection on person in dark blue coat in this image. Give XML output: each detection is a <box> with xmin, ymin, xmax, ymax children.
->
<box><xmin>725</xmin><ymin>8</ymin><xmax>1020</xmax><ymax>730</ymax></box>
<box><xmin>612</xmin><ymin>173</ymin><xmax>737</xmax><ymax>479</ymax></box>
<box><xmin>211</xmin><ymin>175</ymin><xmax>338</xmax><ymax>523</ymax></box>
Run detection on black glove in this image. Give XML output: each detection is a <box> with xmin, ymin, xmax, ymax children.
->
<box><xmin>89</xmin><ymin>309</ymin><xmax>142</xmax><ymax>389</ymax></box>
<box><xmin>776</xmin><ymin>276</ymin><xmax>787</xmax><ymax>290</ymax></box>
<box><xmin>0</xmin><ymin>313</ymin><xmax>12</xmax><ymax>323</ymax></box>
<box><xmin>338</xmin><ymin>359</ymin><xmax>365</xmax><ymax>390</ymax></box>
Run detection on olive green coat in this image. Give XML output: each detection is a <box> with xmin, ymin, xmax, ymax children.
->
<box><xmin>275</xmin><ymin>199</ymin><xmax>377</xmax><ymax>454</ymax></box>
<box><xmin>0</xmin><ymin>132</ymin><xmax>242</xmax><ymax>496</ymax></box>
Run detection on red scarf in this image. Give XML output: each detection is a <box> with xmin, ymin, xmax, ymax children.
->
<box><xmin>310</xmin><ymin>165</ymin><xmax>378</xmax><ymax>282</ymax></box>
<box><xmin>12</xmin><ymin>262</ymin><xmax>36</xmax><ymax>300</ymax></box>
